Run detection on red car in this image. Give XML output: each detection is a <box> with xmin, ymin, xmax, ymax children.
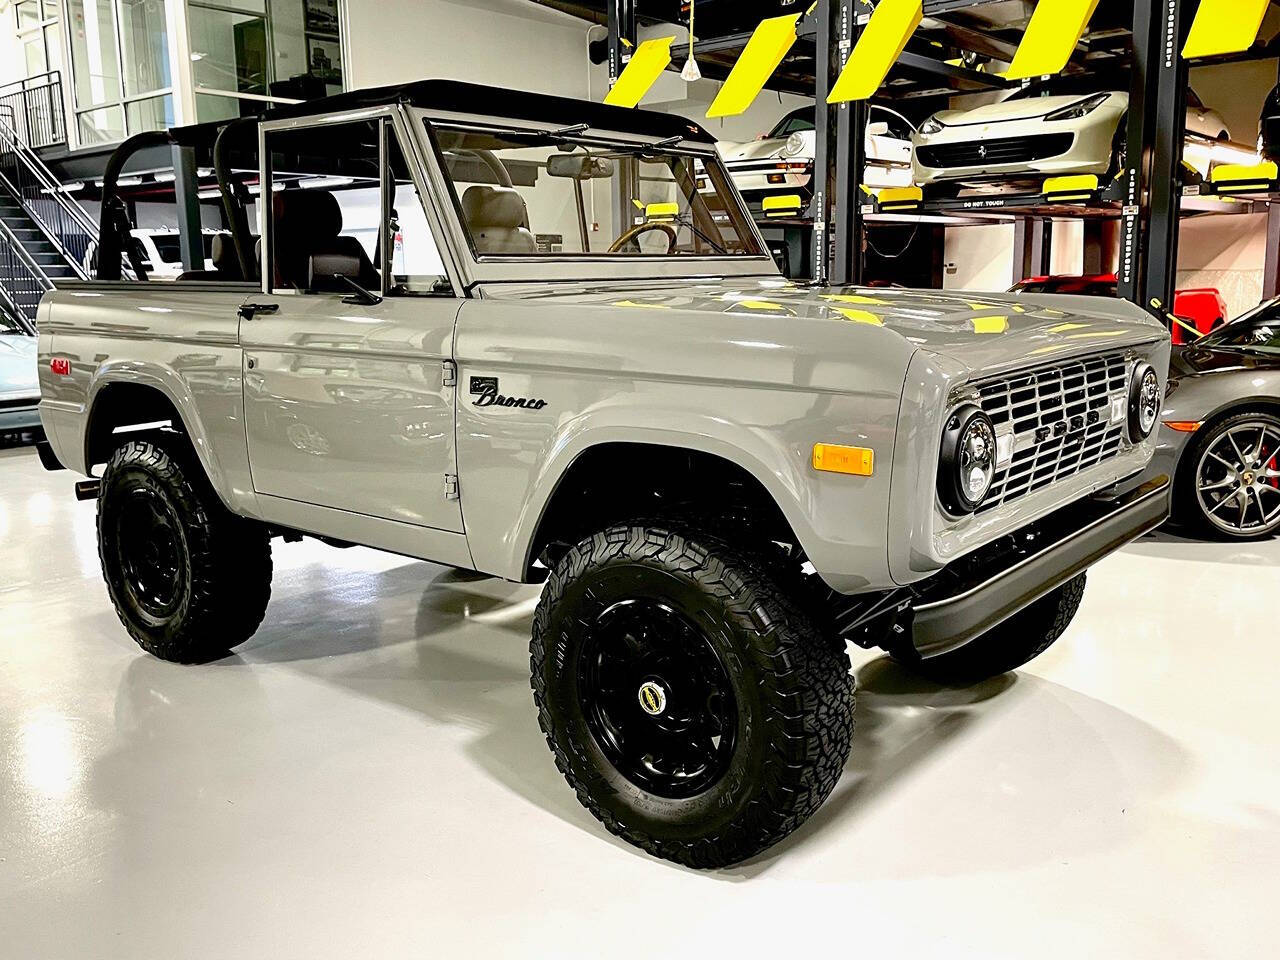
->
<box><xmin>1009</xmin><ymin>274</ymin><xmax>1228</xmax><ymax>344</ymax></box>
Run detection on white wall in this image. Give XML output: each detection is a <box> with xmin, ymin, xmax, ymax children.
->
<box><xmin>943</xmin><ymin>223</ymin><xmax>1015</xmax><ymax>291</ymax></box>
<box><xmin>1177</xmin><ymin>212</ymin><xmax>1268</xmax><ymax>319</ymax></box>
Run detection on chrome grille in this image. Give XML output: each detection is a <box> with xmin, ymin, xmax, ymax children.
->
<box><xmin>975</xmin><ymin>352</ymin><xmax>1129</xmax><ymax>512</ymax></box>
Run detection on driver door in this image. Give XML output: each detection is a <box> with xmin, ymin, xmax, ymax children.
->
<box><xmin>240</xmin><ymin>113</ymin><xmax>465</xmax><ymax>533</ymax></box>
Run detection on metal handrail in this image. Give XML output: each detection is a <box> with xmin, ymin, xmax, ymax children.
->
<box><xmin>0</xmin><ymin>115</ymin><xmax>97</xmax><ymax>280</ymax></box>
<box><xmin>0</xmin><ymin>71</ymin><xmax>66</xmax><ymax>150</ymax></box>
<box><xmin>0</xmin><ymin>214</ymin><xmax>53</xmax><ymax>330</ymax></box>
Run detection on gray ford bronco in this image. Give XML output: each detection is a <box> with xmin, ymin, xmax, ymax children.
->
<box><xmin>36</xmin><ymin>80</ymin><xmax>1171</xmax><ymax>868</ymax></box>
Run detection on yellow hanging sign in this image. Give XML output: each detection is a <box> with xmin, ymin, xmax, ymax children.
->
<box><xmin>828</xmin><ymin>0</ymin><xmax>923</xmax><ymax>103</ymax></box>
<box><xmin>1183</xmin><ymin>0</ymin><xmax>1269</xmax><ymax>59</ymax></box>
<box><xmin>1004</xmin><ymin>0</ymin><xmax>1101</xmax><ymax>82</ymax></box>
<box><xmin>707</xmin><ymin>15</ymin><xmax>802</xmax><ymax>118</ymax></box>
<box><xmin>604</xmin><ymin>37</ymin><xmax>676</xmax><ymax>108</ymax></box>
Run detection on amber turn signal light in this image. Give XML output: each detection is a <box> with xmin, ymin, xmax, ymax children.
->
<box><xmin>812</xmin><ymin>443</ymin><xmax>874</xmax><ymax>477</ymax></box>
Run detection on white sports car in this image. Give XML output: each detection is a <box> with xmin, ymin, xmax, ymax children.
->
<box><xmin>912</xmin><ymin>78</ymin><xmax>1231</xmax><ymax>189</ymax></box>
<box><xmin>715</xmin><ymin>105</ymin><xmax>915</xmax><ymax>206</ymax></box>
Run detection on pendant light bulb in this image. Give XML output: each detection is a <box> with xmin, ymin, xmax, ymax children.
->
<box><xmin>681</xmin><ymin>0</ymin><xmax>701</xmax><ymax>82</ymax></box>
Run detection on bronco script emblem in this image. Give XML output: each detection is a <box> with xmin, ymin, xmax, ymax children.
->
<box><xmin>470</xmin><ymin>376</ymin><xmax>548</xmax><ymax>410</ymax></box>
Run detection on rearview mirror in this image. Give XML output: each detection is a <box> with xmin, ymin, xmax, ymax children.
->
<box><xmin>547</xmin><ymin>154</ymin><xmax>615</xmax><ymax>180</ymax></box>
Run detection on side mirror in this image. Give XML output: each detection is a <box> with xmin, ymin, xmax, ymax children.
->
<box><xmin>866</xmin><ymin>121</ymin><xmax>890</xmax><ymax>137</ymax></box>
<box><xmin>547</xmin><ymin>154</ymin><xmax>615</xmax><ymax>180</ymax></box>
<box><xmin>308</xmin><ymin>253</ymin><xmax>382</xmax><ymax>305</ymax></box>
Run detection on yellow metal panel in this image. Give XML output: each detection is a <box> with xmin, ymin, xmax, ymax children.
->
<box><xmin>707</xmin><ymin>15</ymin><xmax>802</xmax><ymax>118</ymax></box>
<box><xmin>603</xmin><ymin>36</ymin><xmax>675</xmax><ymax>108</ymax></box>
<box><xmin>1004</xmin><ymin>0</ymin><xmax>1101</xmax><ymax>82</ymax></box>
<box><xmin>645</xmin><ymin>202</ymin><xmax>679</xmax><ymax>220</ymax></box>
<box><xmin>813</xmin><ymin>443</ymin><xmax>875</xmax><ymax>477</ymax></box>
<box><xmin>1183</xmin><ymin>0</ymin><xmax>1269</xmax><ymax>59</ymax></box>
<box><xmin>1043</xmin><ymin>174</ymin><xmax>1099</xmax><ymax>195</ymax></box>
<box><xmin>761</xmin><ymin>194</ymin><xmax>803</xmax><ymax>211</ymax></box>
<box><xmin>1211</xmin><ymin>160</ymin><xmax>1278</xmax><ymax>184</ymax></box>
<box><xmin>829</xmin><ymin>0</ymin><xmax>923</xmax><ymax>103</ymax></box>
<box><xmin>877</xmin><ymin>185</ymin><xmax>923</xmax><ymax>208</ymax></box>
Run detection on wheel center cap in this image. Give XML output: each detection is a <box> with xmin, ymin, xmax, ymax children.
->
<box><xmin>637</xmin><ymin>680</ymin><xmax>668</xmax><ymax>717</ymax></box>
<box><xmin>1243</xmin><ymin>471</ymin><xmax>1256</xmax><ymax>486</ymax></box>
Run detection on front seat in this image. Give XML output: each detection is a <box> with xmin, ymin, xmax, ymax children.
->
<box><xmin>274</xmin><ymin>189</ymin><xmax>380</xmax><ymax>291</ymax></box>
<box><xmin>461</xmin><ymin>185</ymin><xmax>537</xmax><ymax>255</ymax></box>
<box><xmin>176</xmin><ymin>232</ymin><xmax>237</xmax><ymax>281</ymax></box>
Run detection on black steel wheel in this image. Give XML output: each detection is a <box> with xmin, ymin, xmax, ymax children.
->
<box><xmin>1181</xmin><ymin>412</ymin><xmax>1280</xmax><ymax>539</ymax></box>
<box><xmin>531</xmin><ymin>524</ymin><xmax>855</xmax><ymax>869</ymax></box>
<box><xmin>578</xmin><ymin>597</ymin><xmax>738</xmax><ymax>799</ymax></box>
<box><xmin>98</xmin><ymin>438</ymin><xmax>273</xmax><ymax>663</ymax></box>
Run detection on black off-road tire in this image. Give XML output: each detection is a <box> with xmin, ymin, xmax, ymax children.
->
<box><xmin>98</xmin><ymin>438</ymin><xmax>272</xmax><ymax>663</ymax></box>
<box><xmin>896</xmin><ymin>574</ymin><xmax>1086</xmax><ymax>685</ymax></box>
<box><xmin>531</xmin><ymin>524</ymin><xmax>855</xmax><ymax>869</ymax></box>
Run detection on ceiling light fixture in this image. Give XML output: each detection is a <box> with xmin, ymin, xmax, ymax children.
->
<box><xmin>681</xmin><ymin>0</ymin><xmax>702</xmax><ymax>82</ymax></box>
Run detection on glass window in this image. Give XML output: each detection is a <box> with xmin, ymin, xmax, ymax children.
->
<box><xmin>1200</xmin><ymin>304</ymin><xmax>1280</xmax><ymax>353</ymax></box>
<box><xmin>16</xmin><ymin>0</ymin><xmax>42</xmax><ymax>29</ymax></box>
<box><xmin>77</xmin><ymin>104</ymin><xmax>125</xmax><ymax>144</ymax></box>
<box><xmin>68</xmin><ymin>0</ymin><xmax>122</xmax><ymax>108</ymax></box>
<box><xmin>189</xmin><ymin>5</ymin><xmax>269</xmax><ymax>96</ymax></box>
<box><xmin>431</xmin><ymin>124</ymin><xmax>762</xmax><ymax>259</ymax></box>
<box><xmin>386</xmin><ymin>132</ymin><xmax>447</xmax><ymax>293</ymax></box>
<box><xmin>23</xmin><ymin>35</ymin><xmax>47</xmax><ymax>75</ymax></box>
<box><xmin>266</xmin><ymin>119</ymin><xmax>382</xmax><ymax>294</ymax></box>
<box><xmin>118</xmin><ymin>0</ymin><xmax>171</xmax><ymax>97</ymax></box>
<box><xmin>125</xmin><ymin>93</ymin><xmax>174</xmax><ymax>133</ymax></box>
<box><xmin>771</xmin><ymin>110</ymin><xmax>814</xmax><ymax>137</ymax></box>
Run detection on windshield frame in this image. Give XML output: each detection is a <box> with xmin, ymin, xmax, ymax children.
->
<box><xmin>407</xmin><ymin>106</ymin><xmax>776</xmax><ymax>287</ymax></box>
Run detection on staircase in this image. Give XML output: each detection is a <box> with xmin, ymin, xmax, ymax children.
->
<box><xmin>0</xmin><ymin>106</ymin><xmax>99</xmax><ymax>327</ymax></box>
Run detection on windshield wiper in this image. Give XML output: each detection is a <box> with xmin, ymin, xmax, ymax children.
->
<box><xmin>639</xmin><ymin>135</ymin><xmax>684</xmax><ymax>155</ymax></box>
<box><xmin>549</xmin><ymin>123</ymin><xmax>590</xmax><ymax>139</ymax></box>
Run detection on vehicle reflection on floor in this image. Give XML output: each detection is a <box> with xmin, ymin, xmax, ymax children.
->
<box><xmin>1</xmin><ymin>445</ymin><xmax>1277</xmax><ymax>958</ymax></box>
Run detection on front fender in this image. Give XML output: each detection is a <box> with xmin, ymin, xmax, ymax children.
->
<box><xmin>458</xmin><ymin>384</ymin><xmax>903</xmax><ymax>593</ymax></box>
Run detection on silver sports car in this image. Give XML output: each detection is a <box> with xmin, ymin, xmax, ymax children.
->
<box><xmin>1154</xmin><ymin>300</ymin><xmax>1280</xmax><ymax>539</ymax></box>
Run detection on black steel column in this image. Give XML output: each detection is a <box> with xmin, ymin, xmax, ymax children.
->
<box><xmin>831</xmin><ymin>0</ymin><xmax>863</xmax><ymax>287</ymax></box>
<box><xmin>1118</xmin><ymin>0</ymin><xmax>1191</xmax><ymax>315</ymax></box>
<box><xmin>606</xmin><ymin>0</ymin><xmax>637</xmax><ymax>243</ymax></box>
<box><xmin>1265</xmin><ymin>202</ymin><xmax>1280</xmax><ymax>300</ymax></box>
<box><xmin>810</xmin><ymin>0</ymin><xmax>835</xmax><ymax>285</ymax></box>
<box><xmin>171</xmin><ymin>144</ymin><xmax>204</xmax><ymax>273</ymax></box>
<box><xmin>1029</xmin><ymin>217</ymin><xmax>1051</xmax><ymax>278</ymax></box>
<box><xmin>1143</xmin><ymin>0</ymin><xmax>1192</xmax><ymax>314</ymax></box>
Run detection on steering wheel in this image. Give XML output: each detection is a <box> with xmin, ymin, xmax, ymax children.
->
<box><xmin>609</xmin><ymin>221</ymin><xmax>678</xmax><ymax>254</ymax></box>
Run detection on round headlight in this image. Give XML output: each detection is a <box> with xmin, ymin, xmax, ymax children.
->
<box><xmin>782</xmin><ymin>132</ymin><xmax>806</xmax><ymax>157</ymax></box>
<box><xmin>939</xmin><ymin>404</ymin><xmax>997</xmax><ymax>514</ymax></box>
<box><xmin>1128</xmin><ymin>362</ymin><xmax>1161</xmax><ymax>442</ymax></box>
<box><xmin>920</xmin><ymin>116</ymin><xmax>944</xmax><ymax>136</ymax></box>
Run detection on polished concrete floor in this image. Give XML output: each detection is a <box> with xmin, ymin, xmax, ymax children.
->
<box><xmin>2</xmin><ymin>443</ymin><xmax>1277</xmax><ymax>958</ymax></box>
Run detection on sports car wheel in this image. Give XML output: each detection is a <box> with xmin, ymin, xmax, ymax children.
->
<box><xmin>1182</xmin><ymin>412</ymin><xmax>1280</xmax><ymax>539</ymax></box>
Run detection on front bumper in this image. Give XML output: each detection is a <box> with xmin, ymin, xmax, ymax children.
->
<box><xmin>912</xmin><ymin>115</ymin><xmax>1119</xmax><ymax>186</ymax></box>
<box><xmin>908</xmin><ymin>474</ymin><xmax>1170</xmax><ymax>657</ymax></box>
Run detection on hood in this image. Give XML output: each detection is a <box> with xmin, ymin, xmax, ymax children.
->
<box><xmin>480</xmin><ymin>278</ymin><xmax>1165</xmax><ymax>380</ymax></box>
<box><xmin>0</xmin><ymin>333</ymin><xmax>39</xmax><ymax>398</ymax></box>
<box><xmin>719</xmin><ymin>131</ymin><xmax>814</xmax><ymax>163</ymax></box>
<box><xmin>1171</xmin><ymin>343</ymin><xmax>1280</xmax><ymax>378</ymax></box>
<box><xmin>930</xmin><ymin>91</ymin><xmax>1124</xmax><ymax>128</ymax></box>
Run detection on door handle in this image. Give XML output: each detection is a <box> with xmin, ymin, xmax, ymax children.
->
<box><xmin>238</xmin><ymin>302</ymin><xmax>280</xmax><ymax>321</ymax></box>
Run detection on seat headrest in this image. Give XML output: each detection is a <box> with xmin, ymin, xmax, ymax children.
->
<box><xmin>280</xmin><ymin>189</ymin><xmax>343</xmax><ymax>238</ymax></box>
<box><xmin>462</xmin><ymin>185</ymin><xmax>528</xmax><ymax>231</ymax></box>
<box><xmin>210</xmin><ymin>233</ymin><xmax>235</xmax><ymax>271</ymax></box>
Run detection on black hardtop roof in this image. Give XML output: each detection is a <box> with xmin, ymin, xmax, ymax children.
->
<box><xmin>170</xmin><ymin>78</ymin><xmax>717</xmax><ymax>147</ymax></box>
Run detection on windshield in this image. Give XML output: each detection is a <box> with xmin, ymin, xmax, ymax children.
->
<box><xmin>770</xmin><ymin>109</ymin><xmax>814</xmax><ymax>137</ymax></box>
<box><xmin>1197</xmin><ymin>301</ymin><xmax>1280</xmax><ymax>353</ymax></box>
<box><xmin>428</xmin><ymin>123</ymin><xmax>762</xmax><ymax>259</ymax></box>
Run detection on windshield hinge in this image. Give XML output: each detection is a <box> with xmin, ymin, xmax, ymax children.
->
<box><xmin>445</xmin><ymin>473</ymin><xmax>459</xmax><ymax>501</ymax></box>
<box><xmin>442</xmin><ymin>359</ymin><xmax>457</xmax><ymax>387</ymax></box>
